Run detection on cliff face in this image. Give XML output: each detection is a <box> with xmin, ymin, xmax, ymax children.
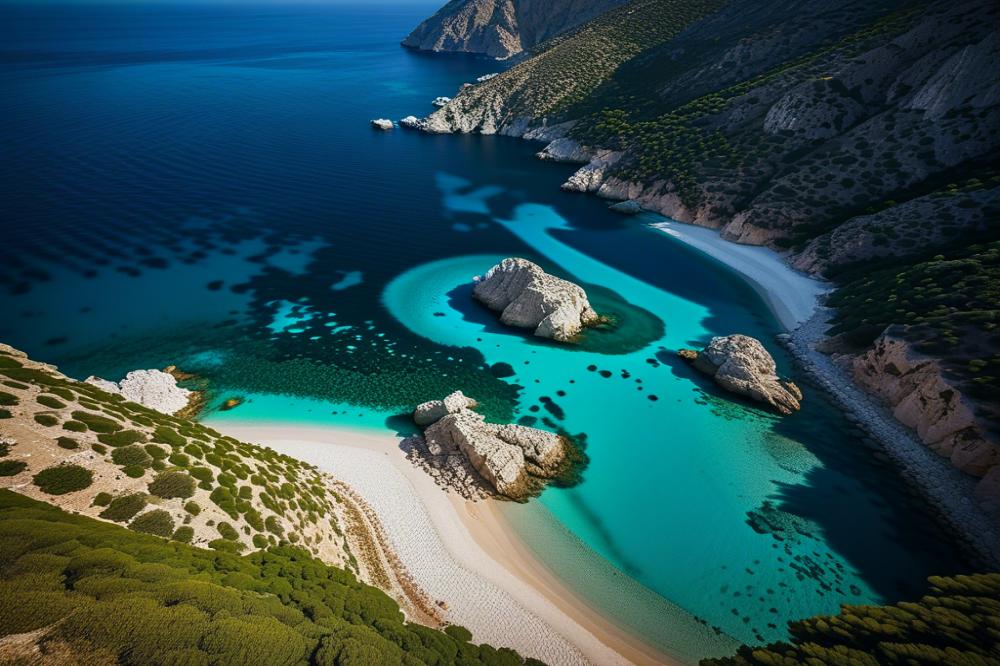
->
<box><xmin>853</xmin><ymin>330</ymin><xmax>999</xmax><ymax>498</ymax></box>
<box><xmin>401</xmin><ymin>0</ymin><xmax>626</xmax><ymax>59</ymax></box>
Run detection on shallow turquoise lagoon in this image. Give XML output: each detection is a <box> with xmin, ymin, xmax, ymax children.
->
<box><xmin>0</xmin><ymin>3</ymin><xmax>969</xmax><ymax>661</ymax></box>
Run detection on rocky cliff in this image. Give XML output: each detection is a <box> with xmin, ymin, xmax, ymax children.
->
<box><xmin>853</xmin><ymin>328</ymin><xmax>1000</xmax><ymax>498</ymax></box>
<box><xmin>402</xmin><ymin>0</ymin><xmax>626</xmax><ymax>60</ymax></box>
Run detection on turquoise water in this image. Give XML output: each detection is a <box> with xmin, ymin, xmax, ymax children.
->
<box><xmin>0</xmin><ymin>3</ymin><xmax>968</xmax><ymax>661</ymax></box>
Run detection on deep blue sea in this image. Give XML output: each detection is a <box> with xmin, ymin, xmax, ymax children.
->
<box><xmin>0</xmin><ymin>3</ymin><xmax>971</xmax><ymax>661</ymax></box>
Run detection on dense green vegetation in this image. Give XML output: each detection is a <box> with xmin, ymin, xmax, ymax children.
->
<box><xmin>702</xmin><ymin>573</ymin><xmax>1000</xmax><ymax>665</ymax></box>
<box><xmin>32</xmin><ymin>464</ymin><xmax>93</xmax><ymax>495</ymax></box>
<box><xmin>0</xmin><ymin>490</ymin><xmax>536</xmax><ymax>665</ymax></box>
<box><xmin>829</xmin><ymin>241</ymin><xmax>1000</xmax><ymax>401</ymax></box>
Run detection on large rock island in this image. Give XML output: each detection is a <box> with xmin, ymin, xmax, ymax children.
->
<box><xmin>409</xmin><ymin>391</ymin><xmax>569</xmax><ymax>500</ymax></box>
<box><xmin>473</xmin><ymin>257</ymin><xmax>599</xmax><ymax>342</ymax></box>
<box><xmin>680</xmin><ymin>335</ymin><xmax>803</xmax><ymax>415</ymax></box>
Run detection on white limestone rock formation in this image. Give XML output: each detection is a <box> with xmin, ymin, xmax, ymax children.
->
<box><xmin>432</xmin><ymin>96</ymin><xmax>451</xmax><ymax>107</ymax></box>
<box><xmin>413</xmin><ymin>390</ymin><xmax>478</xmax><ymax>427</ymax></box>
<box><xmin>473</xmin><ymin>257</ymin><xmax>599</xmax><ymax>342</ymax></box>
<box><xmin>370</xmin><ymin>118</ymin><xmax>394</xmax><ymax>130</ymax></box>
<box><xmin>414</xmin><ymin>392</ymin><xmax>566</xmax><ymax>499</ymax></box>
<box><xmin>399</xmin><ymin>115</ymin><xmax>426</xmax><ymax>130</ymax></box>
<box><xmin>85</xmin><ymin>369</ymin><xmax>193</xmax><ymax>416</ymax></box>
<box><xmin>680</xmin><ymin>335</ymin><xmax>803</xmax><ymax>415</ymax></box>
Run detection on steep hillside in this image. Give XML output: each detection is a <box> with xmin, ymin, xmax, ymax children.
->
<box><xmin>702</xmin><ymin>573</ymin><xmax>1000</xmax><ymax>665</ymax></box>
<box><xmin>418</xmin><ymin>0</ymin><xmax>1000</xmax><ymax>502</ymax></box>
<box><xmin>0</xmin><ymin>490</ymin><xmax>534</xmax><ymax>665</ymax></box>
<box><xmin>0</xmin><ymin>343</ymin><xmax>439</xmax><ymax>624</ymax></box>
<box><xmin>401</xmin><ymin>0</ymin><xmax>627</xmax><ymax>59</ymax></box>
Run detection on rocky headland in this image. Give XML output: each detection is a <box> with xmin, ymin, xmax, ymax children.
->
<box><xmin>401</xmin><ymin>0</ymin><xmax>626</xmax><ymax>60</ymax></box>
<box><xmin>407</xmin><ymin>391</ymin><xmax>570</xmax><ymax>500</ymax></box>
<box><xmin>679</xmin><ymin>335</ymin><xmax>802</xmax><ymax>415</ymax></box>
<box><xmin>473</xmin><ymin>257</ymin><xmax>600</xmax><ymax>342</ymax></box>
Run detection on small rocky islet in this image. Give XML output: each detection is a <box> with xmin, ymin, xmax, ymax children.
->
<box><xmin>679</xmin><ymin>334</ymin><xmax>803</xmax><ymax>415</ymax></box>
<box><xmin>473</xmin><ymin>257</ymin><xmax>601</xmax><ymax>342</ymax></box>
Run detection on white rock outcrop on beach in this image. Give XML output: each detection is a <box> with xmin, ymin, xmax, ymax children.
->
<box><xmin>85</xmin><ymin>369</ymin><xmax>193</xmax><ymax>415</ymax></box>
<box><xmin>473</xmin><ymin>258</ymin><xmax>599</xmax><ymax>342</ymax></box>
<box><xmin>414</xmin><ymin>390</ymin><xmax>478</xmax><ymax>427</ymax></box>
<box><xmin>680</xmin><ymin>335</ymin><xmax>803</xmax><ymax>414</ymax></box>
<box><xmin>414</xmin><ymin>391</ymin><xmax>566</xmax><ymax>499</ymax></box>
<box><xmin>370</xmin><ymin>118</ymin><xmax>394</xmax><ymax>130</ymax></box>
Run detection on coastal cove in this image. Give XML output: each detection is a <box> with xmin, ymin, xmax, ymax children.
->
<box><xmin>0</xmin><ymin>3</ymin><xmax>976</xmax><ymax>664</ymax></box>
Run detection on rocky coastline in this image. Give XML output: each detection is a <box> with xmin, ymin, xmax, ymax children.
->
<box><xmin>781</xmin><ymin>308</ymin><xmax>1000</xmax><ymax>569</ymax></box>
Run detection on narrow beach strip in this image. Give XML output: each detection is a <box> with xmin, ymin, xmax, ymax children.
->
<box><xmin>648</xmin><ymin>219</ymin><xmax>829</xmax><ymax>331</ymax></box>
<box><xmin>210</xmin><ymin>422</ymin><xmax>675</xmax><ymax>666</ymax></box>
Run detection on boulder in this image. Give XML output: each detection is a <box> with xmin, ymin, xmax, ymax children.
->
<box><xmin>85</xmin><ymin>369</ymin><xmax>193</xmax><ymax>416</ymax></box>
<box><xmin>370</xmin><ymin>118</ymin><xmax>394</xmax><ymax>130</ymax></box>
<box><xmin>415</xmin><ymin>392</ymin><xmax>566</xmax><ymax>499</ymax></box>
<box><xmin>413</xmin><ymin>390</ymin><xmax>477</xmax><ymax>427</ymax></box>
<box><xmin>432</xmin><ymin>96</ymin><xmax>451</xmax><ymax>107</ymax></box>
<box><xmin>399</xmin><ymin>115</ymin><xmax>425</xmax><ymax>130</ymax></box>
<box><xmin>473</xmin><ymin>257</ymin><xmax>599</xmax><ymax>342</ymax></box>
<box><xmin>680</xmin><ymin>335</ymin><xmax>802</xmax><ymax>414</ymax></box>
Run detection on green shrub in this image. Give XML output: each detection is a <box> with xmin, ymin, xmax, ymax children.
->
<box><xmin>153</xmin><ymin>426</ymin><xmax>186</xmax><ymax>447</ymax></box>
<box><xmin>36</xmin><ymin>394</ymin><xmax>66</xmax><ymax>409</ymax></box>
<box><xmin>71</xmin><ymin>410</ymin><xmax>120</xmax><ymax>433</ymax></box>
<box><xmin>169</xmin><ymin>452</ymin><xmax>190</xmax><ymax>467</ymax></box>
<box><xmin>130</xmin><ymin>510</ymin><xmax>174</xmax><ymax>537</ymax></box>
<box><xmin>189</xmin><ymin>466</ymin><xmax>213</xmax><ymax>483</ymax></box>
<box><xmin>216</xmin><ymin>522</ymin><xmax>240</xmax><ymax>541</ymax></box>
<box><xmin>0</xmin><ymin>409</ymin><xmax>11</xmax><ymax>419</ymax></box>
<box><xmin>445</xmin><ymin>625</ymin><xmax>473</xmax><ymax>642</ymax></box>
<box><xmin>252</xmin><ymin>534</ymin><xmax>268</xmax><ymax>549</ymax></box>
<box><xmin>184</xmin><ymin>501</ymin><xmax>201</xmax><ymax>516</ymax></box>
<box><xmin>34</xmin><ymin>413</ymin><xmax>59</xmax><ymax>427</ymax></box>
<box><xmin>264</xmin><ymin>516</ymin><xmax>283</xmax><ymax>536</ymax></box>
<box><xmin>63</xmin><ymin>420</ymin><xmax>87</xmax><ymax>432</ymax></box>
<box><xmin>97</xmin><ymin>430</ymin><xmax>146</xmax><ymax>447</ymax></box>
<box><xmin>148</xmin><ymin>471</ymin><xmax>196</xmax><ymax>499</ymax></box>
<box><xmin>0</xmin><ymin>440</ymin><xmax>11</xmax><ymax>457</ymax></box>
<box><xmin>56</xmin><ymin>436</ymin><xmax>79</xmax><ymax>450</ymax></box>
<box><xmin>144</xmin><ymin>444</ymin><xmax>168</xmax><ymax>460</ymax></box>
<box><xmin>122</xmin><ymin>465</ymin><xmax>146</xmax><ymax>479</ymax></box>
<box><xmin>172</xmin><ymin>526</ymin><xmax>195</xmax><ymax>543</ymax></box>
<box><xmin>93</xmin><ymin>492</ymin><xmax>113</xmax><ymax>507</ymax></box>
<box><xmin>0</xmin><ymin>460</ymin><xmax>27</xmax><ymax>476</ymax></box>
<box><xmin>33</xmin><ymin>464</ymin><xmax>93</xmax><ymax>494</ymax></box>
<box><xmin>111</xmin><ymin>445</ymin><xmax>152</xmax><ymax>468</ymax></box>
<box><xmin>0</xmin><ymin>390</ymin><xmax>17</xmax><ymax>406</ymax></box>
<box><xmin>99</xmin><ymin>494</ymin><xmax>146</xmax><ymax>522</ymax></box>
<box><xmin>91</xmin><ymin>443</ymin><xmax>107</xmax><ymax>454</ymax></box>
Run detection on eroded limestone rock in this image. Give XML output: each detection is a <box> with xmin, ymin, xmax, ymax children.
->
<box><xmin>680</xmin><ymin>335</ymin><xmax>802</xmax><ymax>414</ymax></box>
<box><xmin>473</xmin><ymin>257</ymin><xmax>599</xmax><ymax>342</ymax></box>
<box><xmin>85</xmin><ymin>369</ymin><xmax>193</xmax><ymax>416</ymax></box>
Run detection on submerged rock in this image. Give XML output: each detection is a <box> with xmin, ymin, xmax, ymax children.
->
<box><xmin>412</xmin><ymin>391</ymin><xmax>567</xmax><ymax>499</ymax></box>
<box><xmin>680</xmin><ymin>335</ymin><xmax>803</xmax><ymax>414</ymax></box>
<box><xmin>608</xmin><ymin>200</ymin><xmax>643</xmax><ymax>215</ymax></box>
<box><xmin>473</xmin><ymin>257</ymin><xmax>599</xmax><ymax>342</ymax></box>
<box><xmin>370</xmin><ymin>118</ymin><xmax>394</xmax><ymax>130</ymax></box>
<box><xmin>85</xmin><ymin>369</ymin><xmax>194</xmax><ymax>416</ymax></box>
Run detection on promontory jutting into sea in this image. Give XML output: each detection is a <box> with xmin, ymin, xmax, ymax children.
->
<box><xmin>0</xmin><ymin>0</ymin><xmax>997</xmax><ymax>663</ymax></box>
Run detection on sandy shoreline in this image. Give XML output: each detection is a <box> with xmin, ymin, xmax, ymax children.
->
<box><xmin>648</xmin><ymin>219</ymin><xmax>829</xmax><ymax>331</ymax></box>
<box><xmin>210</xmin><ymin>420</ymin><xmax>680</xmax><ymax>666</ymax></box>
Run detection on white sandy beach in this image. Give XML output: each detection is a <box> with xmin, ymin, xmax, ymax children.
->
<box><xmin>648</xmin><ymin>219</ymin><xmax>829</xmax><ymax>331</ymax></box>
<box><xmin>212</xmin><ymin>421</ymin><xmax>677</xmax><ymax>666</ymax></box>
